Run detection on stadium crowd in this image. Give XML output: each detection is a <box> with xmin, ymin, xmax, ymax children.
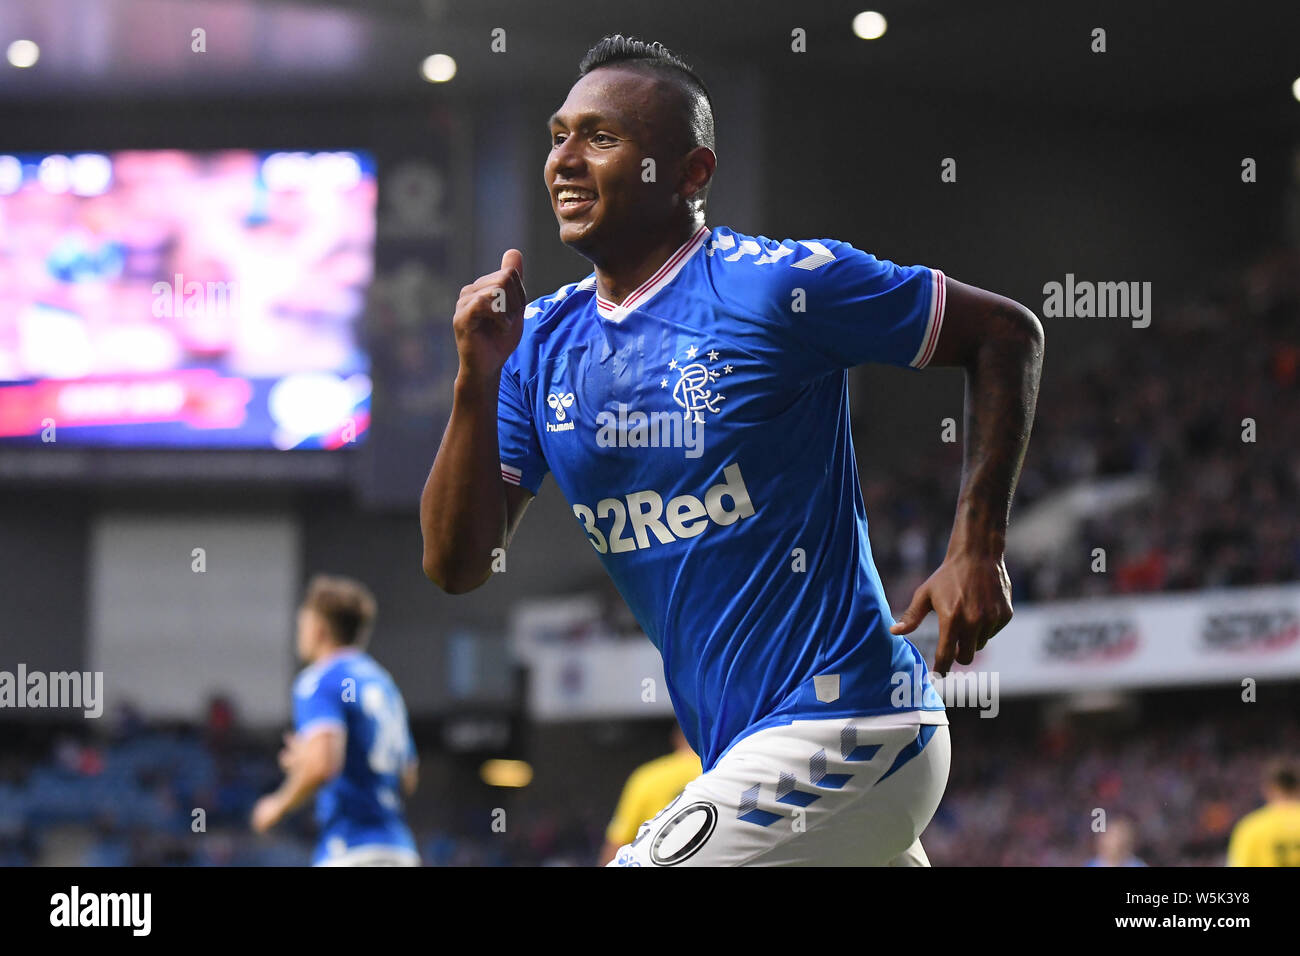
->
<box><xmin>867</xmin><ymin>246</ymin><xmax>1300</xmax><ymax>609</ymax></box>
<box><xmin>926</xmin><ymin>694</ymin><xmax>1300</xmax><ymax>867</ymax></box>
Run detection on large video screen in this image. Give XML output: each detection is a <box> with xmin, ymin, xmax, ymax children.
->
<box><xmin>0</xmin><ymin>150</ymin><xmax>376</xmax><ymax>449</ymax></box>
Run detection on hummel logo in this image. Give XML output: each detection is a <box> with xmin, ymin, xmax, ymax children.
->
<box><xmin>547</xmin><ymin>392</ymin><xmax>575</xmax><ymax>421</ymax></box>
<box><xmin>546</xmin><ymin>391</ymin><xmax>576</xmax><ymax>432</ymax></box>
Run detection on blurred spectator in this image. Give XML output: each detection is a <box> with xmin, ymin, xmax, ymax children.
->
<box><xmin>1085</xmin><ymin>817</ymin><xmax>1147</xmax><ymax>867</ymax></box>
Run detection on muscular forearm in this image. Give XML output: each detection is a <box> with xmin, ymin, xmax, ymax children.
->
<box><xmin>891</xmin><ymin>281</ymin><xmax>1042</xmax><ymax>670</ymax></box>
<box><xmin>949</xmin><ymin>304</ymin><xmax>1044</xmax><ymax>555</ymax></box>
<box><xmin>420</xmin><ymin>373</ymin><xmax>509</xmax><ymax>592</ymax></box>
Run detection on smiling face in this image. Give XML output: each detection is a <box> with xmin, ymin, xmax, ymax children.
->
<box><xmin>545</xmin><ymin>66</ymin><xmax>701</xmax><ymax>260</ymax></box>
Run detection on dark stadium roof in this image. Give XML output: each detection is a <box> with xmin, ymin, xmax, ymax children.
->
<box><xmin>0</xmin><ymin>0</ymin><xmax>1297</xmax><ymax>128</ymax></box>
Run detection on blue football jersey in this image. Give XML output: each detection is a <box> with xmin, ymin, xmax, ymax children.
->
<box><xmin>499</xmin><ymin>224</ymin><xmax>948</xmax><ymax>770</ymax></box>
<box><xmin>292</xmin><ymin>648</ymin><xmax>418</xmax><ymax>864</ymax></box>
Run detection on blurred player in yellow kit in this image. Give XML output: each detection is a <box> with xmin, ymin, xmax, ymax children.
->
<box><xmin>1227</xmin><ymin>759</ymin><xmax>1300</xmax><ymax>866</ymax></box>
<box><xmin>598</xmin><ymin>723</ymin><xmax>702</xmax><ymax>865</ymax></box>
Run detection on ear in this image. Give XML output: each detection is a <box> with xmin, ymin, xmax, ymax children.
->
<box><xmin>681</xmin><ymin>145</ymin><xmax>716</xmax><ymax>199</ymax></box>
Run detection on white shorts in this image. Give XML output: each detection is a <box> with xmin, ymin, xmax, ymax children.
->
<box><xmin>607</xmin><ymin>717</ymin><xmax>951</xmax><ymax>867</ymax></box>
<box><xmin>315</xmin><ymin>844</ymin><xmax>421</xmax><ymax>867</ymax></box>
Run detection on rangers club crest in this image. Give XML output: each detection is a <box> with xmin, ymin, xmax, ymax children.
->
<box><xmin>663</xmin><ymin>344</ymin><xmax>730</xmax><ymax>424</ymax></box>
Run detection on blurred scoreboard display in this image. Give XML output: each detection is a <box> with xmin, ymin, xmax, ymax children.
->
<box><xmin>0</xmin><ymin>107</ymin><xmax>468</xmax><ymax>505</ymax></box>
<box><xmin>0</xmin><ymin>149</ymin><xmax>377</xmax><ymax>451</ymax></box>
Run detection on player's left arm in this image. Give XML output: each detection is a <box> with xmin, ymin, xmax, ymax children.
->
<box><xmin>889</xmin><ymin>277</ymin><xmax>1045</xmax><ymax>674</ymax></box>
<box><xmin>251</xmin><ymin>727</ymin><xmax>346</xmax><ymax>833</ymax></box>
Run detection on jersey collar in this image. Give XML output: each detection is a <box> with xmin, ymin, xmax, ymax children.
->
<box><xmin>594</xmin><ymin>223</ymin><xmax>710</xmax><ymax>323</ymax></box>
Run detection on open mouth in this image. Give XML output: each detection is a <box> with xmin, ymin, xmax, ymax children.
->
<box><xmin>556</xmin><ymin>187</ymin><xmax>597</xmax><ymax>217</ymax></box>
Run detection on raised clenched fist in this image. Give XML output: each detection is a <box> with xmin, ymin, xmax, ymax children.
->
<box><xmin>452</xmin><ymin>248</ymin><xmax>527</xmax><ymax>381</ymax></box>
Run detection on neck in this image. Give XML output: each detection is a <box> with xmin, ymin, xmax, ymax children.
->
<box><xmin>593</xmin><ymin>215</ymin><xmax>702</xmax><ymax>306</ymax></box>
<box><xmin>311</xmin><ymin>643</ymin><xmax>352</xmax><ymax>666</ymax></box>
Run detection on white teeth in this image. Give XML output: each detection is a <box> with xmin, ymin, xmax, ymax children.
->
<box><xmin>558</xmin><ymin>190</ymin><xmax>594</xmax><ymax>201</ymax></box>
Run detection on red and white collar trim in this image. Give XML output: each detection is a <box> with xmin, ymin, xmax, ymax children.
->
<box><xmin>594</xmin><ymin>223</ymin><xmax>710</xmax><ymax>322</ymax></box>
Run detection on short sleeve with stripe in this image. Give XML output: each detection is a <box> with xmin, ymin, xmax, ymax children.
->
<box><xmin>293</xmin><ymin>668</ymin><xmax>346</xmax><ymax>741</ymax></box>
<box><xmin>765</xmin><ymin>239</ymin><xmax>945</xmax><ymax>375</ymax></box>
<box><xmin>498</xmin><ymin>351</ymin><xmax>548</xmax><ymax>495</ymax></box>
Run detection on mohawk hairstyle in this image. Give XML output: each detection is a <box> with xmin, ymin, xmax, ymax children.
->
<box><xmin>578</xmin><ymin>34</ymin><xmax>716</xmax><ymax>210</ymax></box>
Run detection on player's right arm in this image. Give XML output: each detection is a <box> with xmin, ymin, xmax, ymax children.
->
<box><xmin>251</xmin><ymin>727</ymin><xmax>345</xmax><ymax>833</ymax></box>
<box><xmin>421</xmin><ymin>249</ymin><xmax>533</xmax><ymax>593</ymax></box>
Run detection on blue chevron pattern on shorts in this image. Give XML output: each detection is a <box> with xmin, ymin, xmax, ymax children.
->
<box><xmin>737</xmin><ymin>783</ymin><xmax>783</xmax><ymax>827</ymax></box>
<box><xmin>775</xmin><ymin>770</ymin><xmax>821</xmax><ymax>807</ymax></box>
<box><xmin>841</xmin><ymin>721</ymin><xmax>884</xmax><ymax>762</ymax></box>
<box><xmin>809</xmin><ymin>748</ymin><xmax>853</xmax><ymax>789</ymax></box>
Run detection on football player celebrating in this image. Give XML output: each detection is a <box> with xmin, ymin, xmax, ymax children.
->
<box><xmin>421</xmin><ymin>35</ymin><xmax>1043</xmax><ymax>866</ymax></box>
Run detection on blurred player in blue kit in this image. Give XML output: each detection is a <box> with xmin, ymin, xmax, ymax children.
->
<box><xmin>421</xmin><ymin>35</ymin><xmax>1044</xmax><ymax>865</ymax></box>
<box><xmin>252</xmin><ymin>574</ymin><xmax>420</xmax><ymax>866</ymax></box>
